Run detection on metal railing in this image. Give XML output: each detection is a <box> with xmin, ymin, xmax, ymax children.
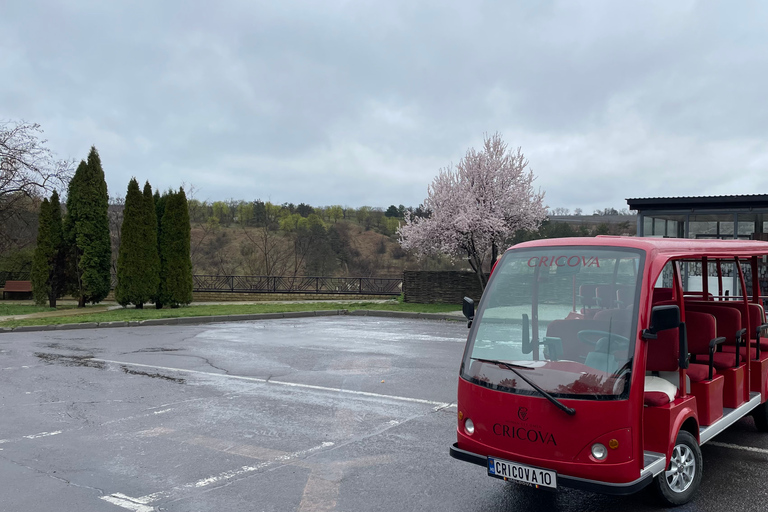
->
<box><xmin>1</xmin><ymin>271</ymin><xmax>402</xmax><ymax>296</ymax></box>
<box><xmin>192</xmin><ymin>275</ymin><xmax>402</xmax><ymax>295</ymax></box>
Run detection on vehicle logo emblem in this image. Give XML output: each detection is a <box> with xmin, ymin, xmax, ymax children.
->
<box><xmin>518</xmin><ymin>407</ymin><xmax>528</xmax><ymax>421</ymax></box>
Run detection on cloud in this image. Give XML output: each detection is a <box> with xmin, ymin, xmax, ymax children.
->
<box><xmin>2</xmin><ymin>0</ymin><xmax>767</xmax><ymax>211</ymax></box>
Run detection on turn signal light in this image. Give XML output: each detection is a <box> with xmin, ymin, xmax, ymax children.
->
<box><xmin>609</xmin><ymin>439</ymin><xmax>619</xmax><ymax>450</ymax></box>
<box><xmin>458</xmin><ymin>411</ymin><xmax>464</xmax><ymax>421</ymax></box>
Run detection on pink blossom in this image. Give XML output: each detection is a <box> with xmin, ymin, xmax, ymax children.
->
<box><xmin>399</xmin><ymin>133</ymin><xmax>546</xmax><ymax>289</ymax></box>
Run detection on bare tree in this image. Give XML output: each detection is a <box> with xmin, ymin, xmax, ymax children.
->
<box><xmin>0</xmin><ymin>120</ymin><xmax>73</xmax><ymax>253</ymax></box>
<box><xmin>240</xmin><ymin>226</ymin><xmax>291</xmax><ymax>276</ymax></box>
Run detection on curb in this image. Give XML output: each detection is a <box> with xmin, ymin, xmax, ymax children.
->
<box><xmin>0</xmin><ymin>309</ymin><xmax>461</xmax><ymax>334</ymax></box>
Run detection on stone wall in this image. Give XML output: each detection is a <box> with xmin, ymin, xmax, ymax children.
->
<box><xmin>403</xmin><ymin>271</ymin><xmax>487</xmax><ymax>304</ymax></box>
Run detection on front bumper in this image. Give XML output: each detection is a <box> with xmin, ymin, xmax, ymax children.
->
<box><xmin>449</xmin><ymin>443</ymin><xmax>655</xmax><ymax>496</ymax></box>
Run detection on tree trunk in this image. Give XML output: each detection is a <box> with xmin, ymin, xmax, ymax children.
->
<box><xmin>467</xmin><ymin>253</ymin><xmax>487</xmax><ymax>293</ymax></box>
<box><xmin>78</xmin><ymin>295</ymin><xmax>86</xmax><ymax>308</ymax></box>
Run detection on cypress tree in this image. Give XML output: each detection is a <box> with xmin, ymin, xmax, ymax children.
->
<box><xmin>153</xmin><ymin>190</ymin><xmax>168</xmax><ymax>308</ymax></box>
<box><xmin>65</xmin><ymin>147</ymin><xmax>111</xmax><ymax>307</ymax></box>
<box><xmin>142</xmin><ymin>182</ymin><xmax>161</xmax><ymax>307</ymax></box>
<box><xmin>159</xmin><ymin>188</ymin><xmax>193</xmax><ymax>307</ymax></box>
<box><xmin>115</xmin><ymin>179</ymin><xmax>146</xmax><ymax>306</ymax></box>
<box><xmin>32</xmin><ymin>192</ymin><xmax>66</xmax><ymax>307</ymax></box>
<box><xmin>31</xmin><ymin>198</ymin><xmax>52</xmax><ymax>306</ymax></box>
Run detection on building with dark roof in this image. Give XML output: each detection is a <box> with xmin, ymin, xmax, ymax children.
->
<box><xmin>627</xmin><ymin>195</ymin><xmax>768</xmax><ymax>241</ymax></box>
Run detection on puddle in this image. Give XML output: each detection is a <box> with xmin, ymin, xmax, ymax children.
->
<box><xmin>121</xmin><ymin>366</ymin><xmax>186</xmax><ymax>384</ymax></box>
<box><xmin>35</xmin><ymin>352</ymin><xmax>105</xmax><ymax>369</ymax></box>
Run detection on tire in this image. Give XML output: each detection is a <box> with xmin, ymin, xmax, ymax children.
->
<box><xmin>752</xmin><ymin>402</ymin><xmax>768</xmax><ymax>432</ymax></box>
<box><xmin>654</xmin><ymin>430</ymin><xmax>702</xmax><ymax>506</ymax></box>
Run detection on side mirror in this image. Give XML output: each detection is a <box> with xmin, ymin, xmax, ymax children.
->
<box><xmin>643</xmin><ymin>305</ymin><xmax>680</xmax><ymax>340</ymax></box>
<box><xmin>463</xmin><ymin>297</ymin><xmax>475</xmax><ymax>328</ymax></box>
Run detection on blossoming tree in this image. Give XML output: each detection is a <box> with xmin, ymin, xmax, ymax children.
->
<box><xmin>399</xmin><ymin>133</ymin><xmax>547</xmax><ymax>290</ymax></box>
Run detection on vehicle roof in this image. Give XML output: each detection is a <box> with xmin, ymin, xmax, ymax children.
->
<box><xmin>509</xmin><ymin>236</ymin><xmax>768</xmax><ymax>260</ymax></box>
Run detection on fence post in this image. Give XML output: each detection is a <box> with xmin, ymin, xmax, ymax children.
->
<box><xmin>230</xmin><ymin>275</ymin><xmax>235</xmax><ymax>292</ymax></box>
<box><xmin>316</xmin><ymin>277</ymin><xmax>319</xmax><ymax>293</ymax></box>
<box><xmin>359</xmin><ymin>278</ymin><xmax>362</xmax><ymax>294</ymax></box>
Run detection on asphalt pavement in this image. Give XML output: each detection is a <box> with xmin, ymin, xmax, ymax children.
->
<box><xmin>1</xmin><ymin>316</ymin><xmax>767</xmax><ymax>511</ymax></box>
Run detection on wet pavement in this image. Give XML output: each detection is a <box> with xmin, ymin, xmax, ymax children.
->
<box><xmin>1</xmin><ymin>316</ymin><xmax>768</xmax><ymax>511</ymax></box>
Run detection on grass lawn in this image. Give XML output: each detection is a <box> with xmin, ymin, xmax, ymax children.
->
<box><xmin>0</xmin><ymin>302</ymin><xmax>461</xmax><ymax>328</ymax></box>
<box><xmin>0</xmin><ymin>304</ymin><xmax>77</xmax><ymax>316</ymax></box>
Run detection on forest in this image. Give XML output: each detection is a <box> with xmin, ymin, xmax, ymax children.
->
<box><xmin>0</xmin><ymin>195</ymin><xmax>635</xmax><ymax>280</ymax></box>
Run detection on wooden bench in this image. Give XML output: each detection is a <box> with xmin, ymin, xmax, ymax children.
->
<box><xmin>2</xmin><ymin>280</ymin><xmax>33</xmax><ymax>300</ymax></box>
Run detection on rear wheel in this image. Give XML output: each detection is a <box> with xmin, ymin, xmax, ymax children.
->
<box><xmin>752</xmin><ymin>402</ymin><xmax>768</xmax><ymax>432</ymax></box>
<box><xmin>654</xmin><ymin>430</ymin><xmax>702</xmax><ymax>506</ymax></box>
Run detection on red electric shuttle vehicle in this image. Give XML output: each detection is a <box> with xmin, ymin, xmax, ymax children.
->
<box><xmin>450</xmin><ymin>236</ymin><xmax>768</xmax><ymax>505</ymax></box>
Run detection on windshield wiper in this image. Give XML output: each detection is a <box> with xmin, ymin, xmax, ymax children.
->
<box><xmin>471</xmin><ymin>358</ymin><xmax>576</xmax><ymax>416</ymax></box>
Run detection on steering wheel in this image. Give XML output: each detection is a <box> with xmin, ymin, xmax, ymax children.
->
<box><xmin>577</xmin><ymin>330</ymin><xmax>630</xmax><ymax>348</ymax></box>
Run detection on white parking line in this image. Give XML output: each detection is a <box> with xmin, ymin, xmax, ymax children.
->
<box><xmin>100</xmin><ymin>442</ymin><xmax>334</xmax><ymax>509</ymax></box>
<box><xmin>707</xmin><ymin>441</ymin><xmax>768</xmax><ymax>455</ymax></box>
<box><xmin>23</xmin><ymin>431</ymin><xmax>62</xmax><ymax>439</ymax></box>
<box><xmin>100</xmin><ymin>494</ymin><xmax>153</xmax><ymax>512</ymax></box>
<box><xmin>92</xmin><ymin>358</ymin><xmax>457</xmax><ymax>409</ymax></box>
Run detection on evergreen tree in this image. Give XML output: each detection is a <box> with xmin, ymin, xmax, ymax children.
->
<box><xmin>32</xmin><ymin>191</ymin><xmax>66</xmax><ymax>307</ymax></box>
<box><xmin>143</xmin><ymin>182</ymin><xmax>161</xmax><ymax>306</ymax></box>
<box><xmin>159</xmin><ymin>188</ymin><xmax>193</xmax><ymax>307</ymax></box>
<box><xmin>31</xmin><ymin>198</ymin><xmax>51</xmax><ymax>306</ymax></box>
<box><xmin>115</xmin><ymin>179</ymin><xmax>160</xmax><ymax>308</ymax></box>
<box><xmin>153</xmin><ymin>190</ymin><xmax>168</xmax><ymax>308</ymax></box>
<box><xmin>65</xmin><ymin>147</ymin><xmax>111</xmax><ymax>307</ymax></box>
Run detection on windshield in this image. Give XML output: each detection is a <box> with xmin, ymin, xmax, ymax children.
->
<box><xmin>461</xmin><ymin>246</ymin><xmax>644</xmax><ymax>400</ymax></box>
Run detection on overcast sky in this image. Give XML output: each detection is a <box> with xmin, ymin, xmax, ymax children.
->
<box><xmin>3</xmin><ymin>1</ymin><xmax>767</xmax><ymax>213</ymax></box>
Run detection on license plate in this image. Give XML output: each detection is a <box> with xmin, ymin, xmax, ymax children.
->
<box><xmin>487</xmin><ymin>457</ymin><xmax>557</xmax><ymax>489</ymax></box>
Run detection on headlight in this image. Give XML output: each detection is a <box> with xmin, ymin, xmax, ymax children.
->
<box><xmin>591</xmin><ymin>443</ymin><xmax>607</xmax><ymax>461</ymax></box>
<box><xmin>464</xmin><ymin>418</ymin><xmax>475</xmax><ymax>435</ymax></box>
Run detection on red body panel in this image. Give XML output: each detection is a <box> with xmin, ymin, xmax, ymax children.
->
<box><xmin>642</xmin><ymin>397</ymin><xmax>698</xmax><ymax>457</ymax></box>
<box><xmin>456</xmin><ymin>377</ymin><xmax>642</xmax><ymax>483</ymax></box>
<box><xmin>720</xmin><ymin>366</ymin><xmax>746</xmax><ymax>408</ymax></box>
<box><xmin>690</xmin><ymin>376</ymin><xmax>725</xmax><ymax>425</ymax></box>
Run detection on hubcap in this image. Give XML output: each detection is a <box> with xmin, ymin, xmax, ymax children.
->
<box><xmin>665</xmin><ymin>444</ymin><xmax>696</xmax><ymax>493</ymax></box>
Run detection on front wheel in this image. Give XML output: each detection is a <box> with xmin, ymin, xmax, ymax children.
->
<box><xmin>654</xmin><ymin>430</ymin><xmax>702</xmax><ymax>506</ymax></box>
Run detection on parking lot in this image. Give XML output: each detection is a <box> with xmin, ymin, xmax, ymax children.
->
<box><xmin>2</xmin><ymin>316</ymin><xmax>768</xmax><ymax>511</ymax></box>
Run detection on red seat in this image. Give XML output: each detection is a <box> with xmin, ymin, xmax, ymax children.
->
<box><xmin>644</xmin><ymin>327</ymin><xmax>680</xmax><ymax>407</ymax></box>
<box><xmin>644</xmin><ymin>391</ymin><xmax>671</xmax><ymax>407</ymax></box>
<box><xmin>686</xmin><ymin>311</ymin><xmax>724</xmax><ymax>380</ymax></box>
<box><xmin>652</xmin><ymin>288</ymin><xmax>674</xmax><ymax>304</ymax></box>
<box><xmin>688</xmin><ymin>363</ymin><xmax>716</xmax><ymax>383</ymax></box>
<box><xmin>578</xmin><ymin>284</ymin><xmax>598</xmax><ymax>309</ymax></box>
<box><xmin>685</xmin><ymin>310</ymin><xmax>726</xmax><ymax>425</ymax></box>
<box><xmin>686</xmin><ymin>303</ymin><xmax>747</xmax><ymax>409</ymax></box>
<box><xmin>686</xmin><ymin>305</ymin><xmax>744</xmax><ymax>369</ymax></box>
<box><xmin>595</xmin><ymin>285</ymin><xmax>616</xmax><ymax>309</ymax></box>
